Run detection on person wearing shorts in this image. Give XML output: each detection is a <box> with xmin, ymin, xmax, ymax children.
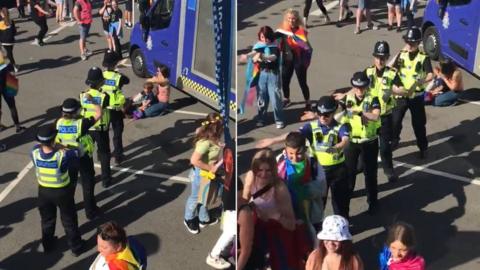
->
<box><xmin>387</xmin><ymin>0</ymin><xmax>402</xmax><ymax>31</ymax></box>
<box><xmin>124</xmin><ymin>0</ymin><xmax>132</xmax><ymax>28</ymax></box>
<box><xmin>74</xmin><ymin>0</ymin><xmax>93</xmax><ymax>60</ymax></box>
<box><xmin>355</xmin><ymin>0</ymin><xmax>378</xmax><ymax>34</ymax></box>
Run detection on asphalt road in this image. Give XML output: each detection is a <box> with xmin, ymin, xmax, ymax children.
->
<box><xmin>0</xmin><ymin>2</ymin><xmax>234</xmax><ymax>270</ymax></box>
<box><xmin>238</xmin><ymin>0</ymin><xmax>480</xmax><ymax>269</ymax></box>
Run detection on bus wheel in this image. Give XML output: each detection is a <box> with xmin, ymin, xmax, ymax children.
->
<box><xmin>423</xmin><ymin>26</ymin><xmax>441</xmax><ymax>60</ymax></box>
<box><xmin>131</xmin><ymin>48</ymin><xmax>148</xmax><ymax>78</ymax></box>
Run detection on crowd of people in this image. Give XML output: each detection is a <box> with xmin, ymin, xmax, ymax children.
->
<box><xmin>238</xmin><ymin>2</ymin><xmax>465</xmax><ymax>270</ymax></box>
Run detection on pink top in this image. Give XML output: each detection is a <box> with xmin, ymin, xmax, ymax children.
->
<box><xmin>251</xmin><ymin>183</ymin><xmax>281</xmax><ymax>220</ymax></box>
<box><xmin>388</xmin><ymin>254</ymin><xmax>425</xmax><ymax>270</ymax></box>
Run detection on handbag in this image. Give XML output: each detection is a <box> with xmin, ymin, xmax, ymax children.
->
<box><xmin>4</xmin><ymin>72</ymin><xmax>18</xmax><ymax>97</ymax></box>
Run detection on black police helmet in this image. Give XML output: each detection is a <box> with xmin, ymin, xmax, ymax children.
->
<box><xmin>85</xmin><ymin>67</ymin><xmax>104</xmax><ymax>86</ymax></box>
<box><xmin>373</xmin><ymin>41</ymin><xmax>390</xmax><ymax>57</ymax></box>
<box><xmin>102</xmin><ymin>50</ymin><xmax>119</xmax><ymax>68</ymax></box>
<box><xmin>316</xmin><ymin>96</ymin><xmax>337</xmax><ymax>114</ymax></box>
<box><xmin>36</xmin><ymin>124</ymin><xmax>57</xmax><ymax>144</ymax></box>
<box><xmin>403</xmin><ymin>27</ymin><xmax>422</xmax><ymax>43</ymax></box>
<box><xmin>62</xmin><ymin>98</ymin><xmax>80</xmax><ymax>113</ymax></box>
<box><xmin>350</xmin><ymin>71</ymin><xmax>370</xmax><ymax>88</ymax></box>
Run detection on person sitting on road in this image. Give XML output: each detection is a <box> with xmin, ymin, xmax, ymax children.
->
<box><xmin>379</xmin><ymin>221</ymin><xmax>425</xmax><ymax>270</ymax></box>
<box><xmin>306</xmin><ymin>215</ymin><xmax>364</xmax><ymax>270</ymax></box>
<box><xmin>90</xmin><ymin>221</ymin><xmax>146</xmax><ymax>270</ymax></box>
<box><xmin>425</xmin><ymin>59</ymin><xmax>463</xmax><ymax>107</ymax></box>
<box><xmin>129</xmin><ymin>82</ymin><xmax>158</xmax><ymax>120</ymax></box>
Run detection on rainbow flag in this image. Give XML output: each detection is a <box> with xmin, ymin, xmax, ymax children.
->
<box><xmin>276</xmin><ymin>27</ymin><xmax>313</xmax><ymax>68</ymax></box>
<box><xmin>239</xmin><ymin>42</ymin><xmax>278</xmax><ymax>115</ymax></box>
<box><xmin>5</xmin><ymin>73</ymin><xmax>18</xmax><ymax>97</ymax></box>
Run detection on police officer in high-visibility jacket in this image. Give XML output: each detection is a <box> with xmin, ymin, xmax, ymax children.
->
<box><xmin>80</xmin><ymin>67</ymin><xmax>112</xmax><ymax>188</ymax></box>
<box><xmin>392</xmin><ymin>27</ymin><xmax>434</xmax><ymax>159</ymax></box>
<box><xmin>365</xmin><ymin>41</ymin><xmax>406</xmax><ymax>183</ymax></box>
<box><xmin>32</xmin><ymin>125</ymin><xmax>85</xmax><ymax>256</ymax></box>
<box><xmin>255</xmin><ymin>96</ymin><xmax>351</xmax><ymax>219</ymax></box>
<box><xmin>102</xmin><ymin>50</ymin><xmax>129</xmax><ymax>165</ymax></box>
<box><xmin>56</xmin><ymin>98</ymin><xmax>102</xmax><ymax>220</ymax></box>
<box><xmin>338</xmin><ymin>71</ymin><xmax>381</xmax><ymax>216</ymax></box>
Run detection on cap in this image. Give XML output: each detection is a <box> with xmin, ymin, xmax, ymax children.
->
<box><xmin>36</xmin><ymin>124</ymin><xmax>57</xmax><ymax>143</ymax></box>
<box><xmin>62</xmin><ymin>98</ymin><xmax>80</xmax><ymax>113</ymax></box>
<box><xmin>317</xmin><ymin>215</ymin><xmax>352</xmax><ymax>241</ymax></box>
<box><xmin>373</xmin><ymin>41</ymin><xmax>390</xmax><ymax>57</ymax></box>
<box><xmin>350</xmin><ymin>71</ymin><xmax>370</xmax><ymax>88</ymax></box>
<box><xmin>85</xmin><ymin>67</ymin><xmax>104</xmax><ymax>86</ymax></box>
<box><xmin>403</xmin><ymin>27</ymin><xmax>422</xmax><ymax>43</ymax></box>
<box><xmin>316</xmin><ymin>96</ymin><xmax>337</xmax><ymax>114</ymax></box>
<box><xmin>102</xmin><ymin>50</ymin><xmax>119</xmax><ymax>67</ymax></box>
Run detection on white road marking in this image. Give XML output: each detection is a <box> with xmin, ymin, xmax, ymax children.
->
<box><xmin>30</xmin><ymin>21</ymin><xmax>76</xmax><ymax>45</ymax></box>
<box><xmin>0</xmin><ymin>162</ymin><xmax>33</xmax><ymax>204</ymax></box>
<box><xmin>311</xmin><ymin>1</ymin><xmax>339</xmax><ymax>16</ymax></box>
<box><xmin>168</xmin><ymin>109</ymin><xmax>208</xmax><ymax>116</ymax></box>
<box><xmin>94</xmin><ymin>163</ymin><xmax>191</xmax><ymax>183</ymax></box>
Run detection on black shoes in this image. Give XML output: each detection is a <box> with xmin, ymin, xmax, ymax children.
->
<box><xmin>86</xmin><ymin>207</ymin><xmax>103</xmax><ymax>221</ymax></box>
<box><xmin>114</xmin><ymin>154</ymin><xmax>125</xmax><ymax>165</ymax></box>
<box><xmin>71</xmin><ymin>240</ymin><xmax>87</xmax><ymax>257</ymax></box>
<box><xmin>418</xmin><ymin>149</ymin><xmax>427</xmax><ymax>159</ymax></box>
<box><xmin>184</xmin><ymin>218</ymin><xmax>200</xmax><ymax>234</ymax></box>
<box><xmin>199</xmin><ymin>218</ymin><xmax>219</xmax><ymax>228</ymax></box>
<box><xmin>367</xmin><ymin>203</ymin><xmax>379</xmax><ymax>215</ymax></box>
<box><xmin>388</xmin><ymin>174</ymin><xmax>399</xmax><ymax>183</ymax></box>
<box><xmin>42</xmin><ymin>236</ymin><xmax>58</xmax><ymax>253</ymax></box>
<box><xmin>102</xmin><ymin>179</ymin><xmax>112</xmax><ymax>188</ymax></box>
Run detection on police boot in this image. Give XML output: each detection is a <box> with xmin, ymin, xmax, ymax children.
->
<box><xmin>42</xmin><ymin>236</ymin><xmax>58</xmax><ymax>253</ymax></box>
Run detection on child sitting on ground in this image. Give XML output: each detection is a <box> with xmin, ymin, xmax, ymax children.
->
<box><xmin>125</xmin><ymin>82</ymin><xmax>158</xmax><ymax>119</ymax></box>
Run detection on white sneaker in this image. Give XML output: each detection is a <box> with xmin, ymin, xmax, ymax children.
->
<box><xmin>206</xmin><ymin>254</ymin><xmax>231</xmax><ymax>269</ymax></box>
<box><xmin>81</xmin><ymin>53</ymin><xmax>87</xmax><ymax>61</ymax></box>
<box><xmin>276</xmin><ymin>122</ymin><xmax>285</xmax><ymax>129</ymax></box>
<box><xmin>32</xmin><ymin>38</ymin><xmax>40</xmax><ymax>46</ymax></box>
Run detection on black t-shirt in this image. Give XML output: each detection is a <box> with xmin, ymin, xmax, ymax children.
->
<box><xmin>110</xmin><ymin>9</ymin><xmax>122</xmax><ymax>23</ymax></box>
<box><xmin>30</xmin><ymin>0</ymin><xmax>47</xmax><ymax>18</ymax></box>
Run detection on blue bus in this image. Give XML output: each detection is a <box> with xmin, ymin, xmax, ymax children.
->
<box><xmin>129</xmin><ymin>0</ymin><xmax>236</xmax><ymax>115</ymax></box>
<box><xmin>422</xmin><ymin>0</ymin><xmax>480</xmax><ymax>78</ymax></box>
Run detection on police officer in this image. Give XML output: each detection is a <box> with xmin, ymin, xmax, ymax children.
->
<box><xmin>102</xmin><ymin>50</ymin><xmax>129</xmax><ymax>165</ymax></box>
<box><xmin>32</xmin><ymin>125</ymin><xmax>85</xmax><ymax>256</ymax></box>
<box><xmin>256</xmin><ymin>96</ymin><xmax>351</xmax><ymax>219</ymax></box>
<box><xmin>338</xmin><ymin>71</ymin><xmax>381</xmax><ymax>216</ymax></box>
<box><xmin>365</xmin><ymin>41</ymin><xmax>405</xmax><ymax>182</ymax></box>
<box><xmin>392</xmin><ymin>27</ymin><xmax>434</xmax><ymax>159</ymax></box>
<box><xmin>80</xmin><ymin>67</ymin><xmax>112</xmax><ymax>188</ymax></box>
<box><xmin>56</xmin><ymin>98</ymin><xmax>102</xmax><ymax>220</ymax></box>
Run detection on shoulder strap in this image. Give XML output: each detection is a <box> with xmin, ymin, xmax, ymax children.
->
<box><xmin>251</xmin><ymin>183</ymin><xmax>273</xmax><ymax>200</ymax></box>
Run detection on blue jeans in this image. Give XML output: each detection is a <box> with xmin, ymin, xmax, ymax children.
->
<box><xmin>184</xmin><ymin>168</ymin><xmax>210</xmax><ymax>222</ymax></box>
<box><xmin>257</xmin><ymin>70</ymin><xmax>284</xmax><ymax>125</ymax></box>
<box><xmin>144</xmin><ymin>102</ymin><xmax>168</xmax><ymax>117</ymax></box>
<box><xmin>433</xmin><ymin>91</ymin><xmax>458</xmax><ymax>106</ymax></box>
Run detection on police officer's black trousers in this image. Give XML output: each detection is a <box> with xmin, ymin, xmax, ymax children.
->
<box><xmin>90</xmin><ymin>130</ymin><xmax>112</xmax><ymax>183</ymax></box>
<box><xmin>69</xmin><ymin>155</ymin><xmax>97</xmax><ymax>217</ymax></box>
<box><xmin>392</xmin><ymin>95</ymin><xmax>428</xmax><ymax>151</ymax></box>
<box><xmin>345</xmin><ymin>138</ymin><xmax>379</xmax><ymax>216</ymax></box>
<box><xmin>38</xmin><ymin>184</ymin><xmax>82</xmax><ymax>251</ymax></box>
<box><xmin>323</xmin><ymin>163</ymin><xmax>350</xmax><ymax>219</ymax></box>
<box><xmin>32</xmin><ymin>16</ymin><xmax>48</xmax><ymax>42</ymax></box>
<box><xmin>379</xmin><ymin>113</ymin><xmax>394</xmax><ymax>176</ymax></box>
<box><xmin>109</xmin><ymin>110</ymin><xmax>124</xmax><ymax>158</ymax></box>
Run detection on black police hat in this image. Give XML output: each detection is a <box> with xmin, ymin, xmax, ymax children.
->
<box><xmin>85</xmin><ymin>67</ymin><xmax>104</xmax><ymax>86</ymax></box>
<box><xmin>102</xmin><ymin>50</ymin><xmax>119</xmax><ymax>68</ymax></box>
<box><xmin>350</xmin><ymin>71</ymin><xmax>370</xmax><ymax>88</ymax></box>
<box><xmin>373</xmin><ymin>41</ymin><xmax>390</xmax><ymax>57</ymax></box>
<box><xmin>403</xmin><ymin>27</ymin><xmax>422</xmax><ymax>43</ymax></box>
<box><xmin>316</xmin><ymin>96</ymin><xmax>337</xmax><ymax>114</ymax></box>
<box><xmin>62</xmin><ymin>98</ymin><xmax>80</xmax><ymax>113</ymax></box>
<box><xmin>36</xmin><ymin>124</ymin><xmax>57</xmax><ymax>143</ymax></box>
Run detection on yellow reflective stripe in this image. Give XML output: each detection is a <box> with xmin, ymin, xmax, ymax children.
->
<box><xmin>33</xmin><ymin>150</ymin><xmax>70</xmax><ymax>188</ymax></box>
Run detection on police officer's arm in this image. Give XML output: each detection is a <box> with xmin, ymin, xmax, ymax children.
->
<box><xmin>362</xmin><ymin>97</ymin><xmax>380</xmax><ymax>121</ymax></box>
<box><xmin>391</xmin><ymin>73</ymin><xmax>407</xmax><ymax>96</ymax></box>
<box><xmin>422</xmin><ymin>57</ymin><xmax>434</xmax><ymax>83</ymax></box>
<box><xmin>255</xmin><ymin>133</ymin><xmax>289</xmax><ymax>149</ymax></box>
<box><xmin>119</xmin><ymin>74</ymin><xmax>130</xmax><ymax>88</ymax></box>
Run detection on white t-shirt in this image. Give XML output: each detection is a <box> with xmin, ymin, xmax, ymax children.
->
<box><xmin>89</xmin><ymin>254</ymin><xmax>109</xmax><ymax>270</ymax></box>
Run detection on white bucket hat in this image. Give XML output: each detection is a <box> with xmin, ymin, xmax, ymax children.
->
<box><xmin>317</xmin><ymin>215</ymin><xmax>352</xmax><ymax>241</ymax></box>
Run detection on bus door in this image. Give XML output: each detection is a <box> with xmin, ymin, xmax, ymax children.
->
<box><xmin>143</xmin><ymin>0</ymin><xmax>179</xmax><ymax>77</ymax></box>
<box><xmin>441</xmin><ymin>0</ymin><xmax>480</xmax><ymax>70</ymax></box>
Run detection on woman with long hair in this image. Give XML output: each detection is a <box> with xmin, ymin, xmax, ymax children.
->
<box><xmin>243</xmin><ymin>148</ymin><xmax>300</xmax><ymax>270</ymax></box>
<box><xmin>183</xmin><ymin>112</ymin><xmax>224</xmax><ymax>234</ymax></box>
<box><xmin>276</xmin><ymin>8</ymin><xmax>313</xmax><ymax>111</ymax></box>
<box><xmin>306</xmin><ymin>215</ymin><xmax>364</xmax><ymax>270</ymax></box>
<box><xmin>426</xmin><ymin>59</ymin><xmax>463</xmax><ymax>107</ymax></box>
<box><xmin>0</xmin><ymin>51</ymin><xmax>25</xmax><ymax>133</ymax></box>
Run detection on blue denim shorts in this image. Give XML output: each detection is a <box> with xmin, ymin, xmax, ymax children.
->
<box><xmin>79</xmin><ymin>23</ymin><xmax>91</xmax><ymax>39</ymax></box>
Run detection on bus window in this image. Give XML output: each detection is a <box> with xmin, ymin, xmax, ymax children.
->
<box><xmin>193</xmin><ymin>0</ymin><xmax>215</xmax><ymax>80</ymax></box>
<box><xmin>150</xmin><ymin>0</ymin><xmax>174</xmax><ymax>30</ymax></box>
